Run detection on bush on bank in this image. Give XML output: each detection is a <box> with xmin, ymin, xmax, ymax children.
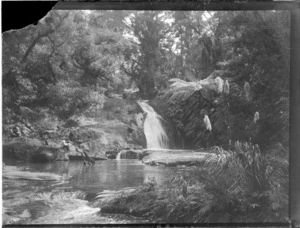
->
<box><xmin>95</xmin><ymin>143</ymin><xmax>288</xmax><ymax>223</ymax></box>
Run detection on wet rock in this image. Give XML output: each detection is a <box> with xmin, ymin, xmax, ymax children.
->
<box><xmin>141</xmin><ymin>150</ymin><xmax>216</xmax><ymax>166</ymax></box>
<box><xmin>61</xmin><ymin>144</ymin><xmax>107</xmax><ymax>161</ymax></box>
<box><xmin>3</xmin><ymin>137</ymin><xmax>43</xmax><ymax>162</ymax></box>
<box><xmin>117</xmin><ymin>149</ymin><xmax>148</xmax><ymax>160</ymax></box>
<box><xmin>31</xmin><ymin>147</ymin><xmax>60</xmax><ymax>163</ymax></box>
<box><xmin>115</xmin><ymin>149</ymin><xmax>213</xmax><ymax>165</ymax></box>
<box><xmin>105</xmin><ymin>150</ymin><xmax>118</xmax><ymax>159</ymax></box>
<box><xmin>93</xmin><ymin>153</ymin><xmax>109</xmax><ymax>160</ymax></box>
<box><xmin>68</xmin><ymin>120</ymin><xmax>131</xmax><ymax>160</ymax></box>
<box><xmin>14</xmin><ymin>140</ymin><xmax>64</xmax><ymax>163</ymax></box>
<box><xmin>126</xmin><ymin>118</ymin><xmax>146</xmax><ymax>148</ymax></box>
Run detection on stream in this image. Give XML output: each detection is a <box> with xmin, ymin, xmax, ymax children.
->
<box><xmin>3</xmin><ymin>159</ymin><xmax>178</xmax><ymax>224</ymax></box>
<box><xmin>3</xmin><ymin>101</ymin><xmax>179</xmax><ymax>224</ymax></box>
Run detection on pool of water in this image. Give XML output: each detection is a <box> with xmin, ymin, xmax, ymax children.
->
<box><xmin>4</xmin><ymin>159</ymin><xmax>175</xmax><ymax>194</ymax></box>
<box><xmin>6</xmin><ymin>160</ymin><xmax>175</xmax><ymax>194</ymax></box>
<box><xmin>3</xmin><ymin>160</ymin><xmax>179</xmax><ymax>224</ymax></box>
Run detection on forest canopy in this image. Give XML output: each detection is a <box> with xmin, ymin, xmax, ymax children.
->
<box><xmin>2</xmin><ymin>9</ymin><xmax>290</xmax><ymax>150</ymax></box>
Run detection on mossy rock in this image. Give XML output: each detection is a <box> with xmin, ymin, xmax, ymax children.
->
<box><xmin>30</xmin><ymin>147</ymin><xmax>60</xmax><ymax>163</ymax></box>
<box><xmin>2</xmin><ymin>138</ymin><xmax>61</xmax><ymax>163</ymax></box>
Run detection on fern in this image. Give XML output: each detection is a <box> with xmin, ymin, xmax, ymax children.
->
<box><xmin>166</xmin><ymin>71</ymin><xmax>227</xmax><ymax>104</ymax></box>
<box><xmin>166</xmin><ymin>78</ymin><xmax>199</xmax><ymax>102</ymax></box>
<box><xmin>94</xmin><ymin>143</ymin><xmax>288</xmax><ymax>223</ymax></box>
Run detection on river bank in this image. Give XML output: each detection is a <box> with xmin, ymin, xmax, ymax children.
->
<box><xmin>2</xmin><ymin>98</ymin><xmax>289</xmax><ymax>225</ymax></box>
<box><xmin>3</xmin><ymin>98</ymin><xmax>147</xmax><ymax>163</ymax></box>
<box><xmin>2</xmin><ymin>146</ymin><xmax>289</xmax><ymax>225</ymax></box>
<box><xmin>2</xmin><ymin>98</ymin><xmax>205</xmax><ymax>225</ymax></box>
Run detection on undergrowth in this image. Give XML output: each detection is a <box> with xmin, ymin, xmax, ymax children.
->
<box><xmin>98</xmin><ymin>142</ymin><xmax>288</xmax><ymax>223</ymax></box>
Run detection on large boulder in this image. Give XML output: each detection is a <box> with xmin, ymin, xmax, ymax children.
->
<box><xmin>2</xmin><ymin>137</ymin><xmax>67</xmax><ymax>163</ymax></box>
<box><xmin>68</xmin><ymin>120</ymin><xmax>135</xmax><ymax>159</ymax></box>
<box><xmin>30</xmin><ymin>147</ymin><xmax>61</xmax><ymax>162</ymax></box>
<box><xmin>3</xmin><ymin>137</ymin><xmax>43</xmax><ymax>162</ymax></box>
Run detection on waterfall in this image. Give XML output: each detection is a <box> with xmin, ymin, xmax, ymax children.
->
<box><xmin>137</xmin><ymin>101</ymin><xmax>169</xmax><ymax>149</ymax></box>
<box><xmin>116</xmin><ymin>152</ymin><xmax>121</xmax><ymax>160</ymax></box>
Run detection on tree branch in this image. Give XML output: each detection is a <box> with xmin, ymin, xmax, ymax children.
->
<box><xmin>121</xmin><ymin>62</ymin><xmax>139</xmax><ymax>79</ymax></box>
<box><xmin>183</xmin><ymin>12</ymin><xmax>202</xmax><ymax>36</ymax></box>
<box><xmin>21</xmin><ymin>12</ymin><xmax>70</xmax><ymax>63</ymax></box>
<box><xmin>21</xmin><ymin>30</ymin><xmax>53</xmax><ymax>62</ymax></box>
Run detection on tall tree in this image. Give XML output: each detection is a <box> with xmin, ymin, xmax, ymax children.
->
<box><xmin>122</xmin><ymin>11</ymin><xmax>173</xmax><ymax>98</ymax></box>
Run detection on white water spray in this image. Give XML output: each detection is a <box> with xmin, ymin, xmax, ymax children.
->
<box><xmin>116</xmin><ymin>152</ymin><xmax>121</xmax><ymax>160</ymax></box>
<box><xmin>137</xmin><ymin>101</ymin><xmax>169</xmax><ymax>149</ymax></box>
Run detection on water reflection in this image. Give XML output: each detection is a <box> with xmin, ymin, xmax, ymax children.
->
<box><xmin>16</xmin><ymin>160</ymin><xmax>174</xmax><ymax>194</ymax></box>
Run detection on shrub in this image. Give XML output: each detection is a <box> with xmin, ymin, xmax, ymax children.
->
<box><xmin>45</xmin><ymin>82</ymin><xmax>105</xmax><ymax>119</ymax></box>
<box><xmin>98</xmin><ymin>142</ymin><xmax>288</xmax><ymax>223</ymax></box>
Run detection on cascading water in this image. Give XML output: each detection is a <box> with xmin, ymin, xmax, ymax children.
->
<box><xmin>116</xmin><ymin>151</ymin><xmax>122</xmax><ymax>160</ymax></box>
<box><xmin>116</xmin><ymin>101</ymin><xmax>169</xmax><ymax>159</ymax></box>
<box><xmin>137</xmin><ymin>101</ymin><xmax>169</xmax><ymax>149</ymax></box>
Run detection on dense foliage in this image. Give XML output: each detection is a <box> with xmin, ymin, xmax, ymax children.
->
<box><xmin>3</xmin><ymin>10</ymin><xmax>131</xmax><ymax>126</ymax></box>
<box><xmin>98</xmin><ymin>143</ymin><xmax>288</xmax><ymax>223</ymax></box>
<box><xmin>163</xmin><ymin>11</ymin><xmax>289</xmax><ymax>151</ymax></box>
<box><xmin>3</xmin><ymin>10</ymin><xmax>289</xmax><ymax>151</ymax></box>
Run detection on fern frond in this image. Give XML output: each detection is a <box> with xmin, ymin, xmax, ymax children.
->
<box><xmin>166</xmin><ymin>74</ymin><xmax>226</xmax><ymax>104</ymax></box>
